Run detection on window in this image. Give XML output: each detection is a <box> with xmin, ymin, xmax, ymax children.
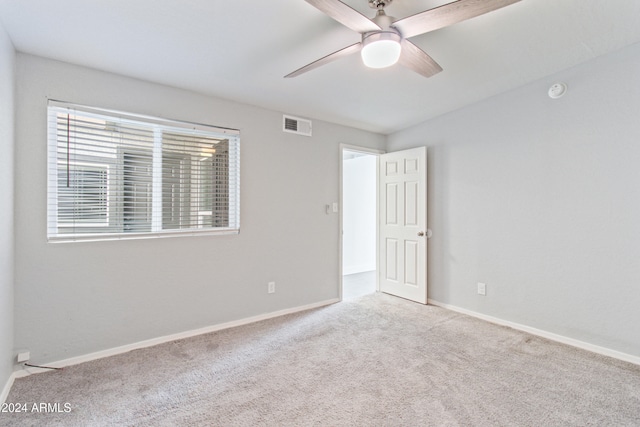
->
<box><xmin>47</xmin><ymin>101</ymin><xmax>240</xmax><ymax>242</ymax></box>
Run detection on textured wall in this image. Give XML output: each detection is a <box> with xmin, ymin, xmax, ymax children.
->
<box><xmin>13</xmin><ymin>54</ymin><xmax>385</xmax><ymax>363</ymax></box>
<box><xmin>388</xmin><ymin>43</ymin><xmax>640</xmax><ymax>357</ymax></box>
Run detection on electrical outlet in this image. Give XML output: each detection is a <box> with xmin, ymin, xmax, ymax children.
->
<box><xmin>477</xmin><ymin>282</ymin><xmax>487</xmax><ymax>296</ymax></box>
<box><xmin>268</xmin><ymin>282</ymin><xmax>276</xmax><ymax>294</ymax></box>
<box><xmin>17</xmin><ymin>351</ymin><xmax>30</xmax><ymax>363</ymax></box>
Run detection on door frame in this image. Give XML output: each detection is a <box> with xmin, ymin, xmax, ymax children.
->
<box><xmin>339</xmin><ymin>144</ymin><xmax>384</xmax><ymax>301</ymax></box>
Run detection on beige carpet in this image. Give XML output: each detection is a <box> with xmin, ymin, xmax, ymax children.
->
<box><xmin>2</xmin><ymin>293</ymin><xmax>640</xmax><ymax>426</ymax></box>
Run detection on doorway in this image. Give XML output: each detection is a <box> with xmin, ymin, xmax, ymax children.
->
<box><xmin>340</xmin><ymin>145</ymin><xmax>428</xmax><ymax>304</ymax></box>
<box><xmin>341</xmin><ymin>146</ymin><xmax>380</xmax><ymax>300</ymax></box>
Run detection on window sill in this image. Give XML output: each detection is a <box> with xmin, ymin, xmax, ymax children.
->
<box><xmin>47</xmin><ymin>228</ymin><xmax>240</xmax><ymax>243</ymax></box>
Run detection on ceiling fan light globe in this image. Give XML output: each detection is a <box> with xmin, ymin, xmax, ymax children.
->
<box><xmin>361</xmin><ymin>32</ymin><xmax>402</xmax><ymax>69</ymax></box>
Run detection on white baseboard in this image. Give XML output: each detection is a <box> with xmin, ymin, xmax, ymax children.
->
<box><xmin>14</xmin><ymin>298</ymin><xmax>340</xmax><ymax>379</ymax></box>
<box><xmin>1</xmin><ymin>372</ymin><xmax>16</xmax><ymax>404</ymax></box>
<box><xmin>428</xmin><ymin>299</ymin><xmax>640</xmax><ymax>366</ymax></box>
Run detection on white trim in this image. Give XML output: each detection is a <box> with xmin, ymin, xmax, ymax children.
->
<box><xmin>48</xmin><ymin>99</ymin><xmax>240</xmax><ymax>136</ymax></box>
<box><xmin>428</xmin><ymin>299</ymin><xmax>640</xmax><ymax>367</ymax></box>
<box><xmin>48</xmin><ymin>227</ymin><xmax>240</xmax><ymax>243</ymax></box>
<box><xmin>1</xmin><ymin>372</ymin><xmax>16</xmax><ymax>404</ymax></box>
<box><xmin>340</xmin><ymin>144</ymin><xmax>385</xmax><ymax>156</ymax></box>
<box><xmin>14</xmin><ymin>298</ymin><xmax>340</xmax><ymax>379</ymax></box>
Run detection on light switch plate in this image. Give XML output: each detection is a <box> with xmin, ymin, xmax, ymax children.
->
<box><xmin>477</xmin><ymin>282</ymin><xmax>486</xmax><ymax>296</ymax></box>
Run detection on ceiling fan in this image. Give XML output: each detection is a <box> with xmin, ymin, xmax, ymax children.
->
<box><xmin>285</xmin><ymin>0</ymin><xmax>520</xmax><ymax>78</ymax></box>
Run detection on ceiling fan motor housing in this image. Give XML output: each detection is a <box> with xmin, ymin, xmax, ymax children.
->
<box><xmin>369</xmin><ymin>0</ymin><xmax>393</xmax><ymax>9</ymax></box>
<box><xmin>362</xmin><ymin>31</ymin><xmax>401</xmax><ymax>47</ymax></box>
<box><xmin>372</xmin><ymin>9</ymin><xmax>396</xmax><ymax>31</ymax></box>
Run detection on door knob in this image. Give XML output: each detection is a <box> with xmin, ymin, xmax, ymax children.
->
<box><xmin>418</xmin><ymin>231</ymin><xmax>425</xmax><ymax>237</ymax></box>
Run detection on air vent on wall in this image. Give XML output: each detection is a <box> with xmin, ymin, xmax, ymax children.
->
<box><xmin>283</xmin><ymin>115</ymin><xmax>312</xmax><ymax>137</ymax></box>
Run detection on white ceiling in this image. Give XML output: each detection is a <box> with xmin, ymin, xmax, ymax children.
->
<box><xmin>1</xmin><ymin>0</ymin><xmax>640</xmax><ymax>134</ymax></box>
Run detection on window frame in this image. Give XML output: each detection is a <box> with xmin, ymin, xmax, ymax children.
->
<box><xmin>47</xmin><ymin>100</ymin><xmax>240</xmax><ymax>243</ymax></box>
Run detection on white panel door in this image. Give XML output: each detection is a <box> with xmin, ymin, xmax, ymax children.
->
<box><xmin>379</xmin><ymin>147</ymin><xmax>427</xmax><ymax>304</ymax></box>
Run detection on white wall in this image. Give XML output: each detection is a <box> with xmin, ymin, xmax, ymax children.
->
<box><xmin>0</xmin><ymin>23</ymin><xmax>15</xmax><ymax>393</ymax></box>
<box><xmin>342</xmin><ymin>154</ymin><xmax>376</xmax><ymax>275</ymax></box>
<box><xmin>14</xmin><ymin>54</ymin><xmax>385</xmax><ymax>364</ymax></box>
<box><xmin>388</xmin><ymin>42</ymin><xmax>640</xmax><ymax>357</ymax></box>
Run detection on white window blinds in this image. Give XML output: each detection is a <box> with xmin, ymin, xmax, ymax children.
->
<box><xmin>47</xmin><ymin>101</ymin><xmax>240</xmax><ymax>242</ymax></box>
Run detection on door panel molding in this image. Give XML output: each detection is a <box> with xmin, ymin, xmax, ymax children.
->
<box><xmin>379</xmin><ymin>147</ymin><xmax>427</xmax><ymax>304</ymax></box>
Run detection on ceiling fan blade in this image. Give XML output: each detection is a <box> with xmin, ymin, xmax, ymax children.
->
<box><xmin>398</xmin><ymin>39</ymin><xmax>443</xmax><ymax>78</ymax></box>
<box><xmin>305</xmin><ymin>0</ymin><xmax>381</xmax><ymax>33</ymax></box>
<box><xmin>285</xmin><ymin>42</ymin><xmax>362</xmax><ymax>78</ymax></box>
<box><xmin>393</xmin><ymin>0</ymin><xmax>520</xmax><ymax>39</ymax></box>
